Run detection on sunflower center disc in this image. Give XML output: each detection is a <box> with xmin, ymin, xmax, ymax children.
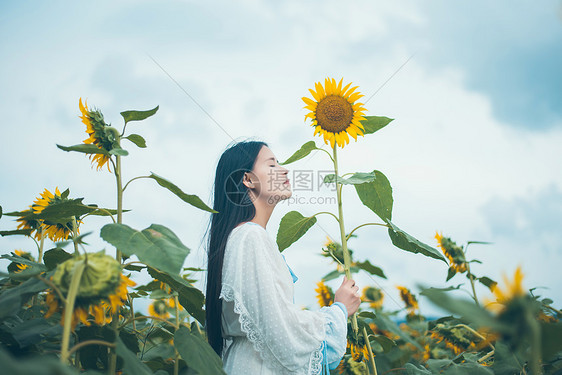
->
<box><xmin>316</xmin><ymin>95</ymin><xmax>353</xmax><ymax>133</ymax></box>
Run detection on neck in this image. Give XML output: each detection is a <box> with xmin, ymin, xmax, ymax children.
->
<box><xmin>249</xmin><ymin>195</ymin><xmax>277</xmax><ymax>230</ymax></box>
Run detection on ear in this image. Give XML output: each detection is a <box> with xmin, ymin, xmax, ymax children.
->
<box><xmin>242</xmin><ymin>172</ymin><xmax>255</xmax><ymax>189</ymax></box>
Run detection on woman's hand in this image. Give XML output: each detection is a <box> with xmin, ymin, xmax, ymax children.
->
<box><xmin>334</xmin><ymin>275</ymin><xmax>361</xmax><ymax>317</ymax></box>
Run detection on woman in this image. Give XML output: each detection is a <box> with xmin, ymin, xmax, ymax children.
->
<box><xmin>205</xmin><ymin>139</ymin><xmax>361</xmax><ymax>374</ymax></box>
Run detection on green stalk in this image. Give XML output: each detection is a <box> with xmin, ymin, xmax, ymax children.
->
<box><xmin>38</xmin><ymin>227</ymin><xmax>45</xmax><ymax>263</ymax></box>
<box><xmin>363</xmin><ymin>326</ymin><xmax>377</xmax><ymax>375</ymax></box>
<box><xmin>72</xmin><ymin>216</ymin><xmax>80</xmax><ymax>255</ymax></box>
<box><xmin>332</xmin><ymin>144</ymin><xmax>379</xmax><ymax>373</ymax></box>
<box><xmin>60</xmin><ymin>260</ymin><xmax>87</xmax><ymax>364</ymax></box>
<box><xmin>332</xmin><ymin>144</ymin><xmax>357</xmax><ymax>335</ymax></box>
<box><xmin>174</xmin><ymin>295</ymin><xmax>180</xmax><ymax>375</ymax></box>
<box><xmin>108</xmin><ymin>153</ymin><xmax>123</xmax><ymax>375</ymax></box>
<box><xmin>466</xmin><ymin>263</ymin><xmax>480</xmax><ymax>306</ymax></box>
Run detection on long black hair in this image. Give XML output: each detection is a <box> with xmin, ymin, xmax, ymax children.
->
<box><xmin>204</xmin><ymin>139</ymin><xmax>268</xmax><ymax>356</ymax></box>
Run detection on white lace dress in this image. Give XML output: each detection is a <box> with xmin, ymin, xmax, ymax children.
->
<box><xmin>220</xmin><ymin>222</ymin><xmax>348</xmax><ymax>375</ymax></box>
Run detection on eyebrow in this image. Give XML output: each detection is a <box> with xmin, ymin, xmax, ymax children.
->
<box><xmin>265</xmin><ymin>157</ymin><xmax>278</xmax><ymax>163</ymax></box>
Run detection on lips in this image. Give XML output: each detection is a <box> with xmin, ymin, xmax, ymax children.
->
<box><xmin>284</xmin><ymin>179</ymin><xmax>290</xmax><ymax>184</ymax></box>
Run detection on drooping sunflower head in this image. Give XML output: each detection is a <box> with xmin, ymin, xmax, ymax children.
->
<box><xmin>346</xmin><ymin>329</ymin><xmax>370</xmax><ymax>363</ymax></box>
<box><xmin>16</xmin><ymin>187</ymin><xmax>78</xmax><ymax>242</ymax></box>
<box><xmin>314</xmin><ymin>281</ymin><xmax>334</xmax><ymax>307</ymax></box>
<box><xmin>52</xmin><ymin>251</ymin><xmax>129</xmax><ymax>302</ymax></box>
<box><xmin>362</xmin><ymin>286</ymin><xmax>384</xmax><ymax>309</ymax></box>
<box><xmin>79</xmin><ymin>98</ymin><xmax>117</xmax><ymax>172</ymax></box>
<box><xmin>45</xmin><ymin>253</ymin><xmax>135</xmax><ymax>330</ymax></box>
<box><xmin>397</xmin><ymin>286</ymin><xmax>419</xmax><ymax>312</ymax></box>
<box><xmin>302</xmin><ymin>78</ymin><xmax>367</xmax><ymax>149</ymax></box>
<box><xmin>434</xmin><ymin>231</ymin><xmax>467</xmax><ymax>273</ymax></box>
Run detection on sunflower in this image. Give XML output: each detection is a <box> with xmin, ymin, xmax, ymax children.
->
<box><xmin>397</xmin><ymin>286</ymin><xmax>419</xmax><ymax>312</ymax></box>
<box><xmin>337</xmin><ymin>356</ymin><xmax>368</xmax><ymax>375</ymax></box>
<box><xmin>12</xmin><ymin>250</ymin><xmax>33</xmax><ymax>273</ymax></box>
<box><xmin>15</xmin><ymin>210</ymin><xmax>43</xmax><ymax>241</ymax></box>
<box><xmin>79</xmin><ymin>98</ymin><xmax>116</xmax><ymax>172</ymax></box>
<box><xmin>302</xmin><ymin>78</ymin><xmax>367</xmax><ymax>149</ymax></box>
<box><xmin>434</xmin><ymin>231</ymin><xmax>467</xmax><ymax>273</ymax></box>
<box><xmin>44</xmin><ymin>253</ymin><xmax>136</xmax><ymax>331</ymax></box>
<box><xmin>314</xmin><ymin>281</ymin><xmax>334</xmax><ymax>307</ymax></box>
<box><xmin>45</xmin><ymin>273</ymin><xmax>135</xmax><ymax>330</ymax></box>
<box><xmin>148</xmin><ymin>299</ymin><xmax>171</xmax><ymax>319</ymax></box>
<box><xmin>16</xmin><ymin>187</ymin><xmax>78</xmax><ymax>242</ymax></box>
<box><xmin>362</xmin><ymin>286</ymin><xmax>384</xmax><ymax>309</ymax></box>
<box><xmin>345</xmin><ymin>331</ymin><xmax>370</xmax><ymax>362</ymax></box>
<box><xmin>484</xmin><ymin>266</ymin><xmax>526</xmax><ymax>314</ymax></box>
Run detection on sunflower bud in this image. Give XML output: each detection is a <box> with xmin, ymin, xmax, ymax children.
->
<box><xmin>53</xmin><ymin>252</ymin><xmax>122</xmax><ymax>300</ymax></box>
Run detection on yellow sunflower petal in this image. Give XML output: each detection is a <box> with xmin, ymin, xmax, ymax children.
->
<box><xmin>302</xmin><ymin>97</ymin><xmax>316</xmax><ymax>106</ymax></box>
<box><xmin>308</xmin><ymin>88</ymin><xmax>320</xmax><ymax>102</ymax></box>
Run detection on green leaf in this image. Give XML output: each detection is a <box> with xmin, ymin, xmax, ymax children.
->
<box><xmin>116</xmin><ymin>337</ymin><xmax>153</xmax><ymax>375</ymax></box>
<box><xmin>477</xmin><ymin>276</ymin><xmax>497</xmax><ymax>291</ymax></box>
<box><xmin>321</xmin><ymin>269</ymin><xmax>341</xmax><ymax>282</ymax></box>
<box><xmin>0</xmin><ymin>205</ymin><xmax>2</xmax><ymax>220</ymax></box>
<box><xmin>124</xmin><ymin>264</ymin><xmax>145</xmax><ymax>272</ymax></box>
<box><xmin>360</xmin><ymin>116</ymin><xmax>394</xmax><ymax>135</ymax></box>
<box><xmin>101</xmin><ymin>223</ymin><xmax>190</xmax><ymax>275</ymax></box>
<box><xmin>385</xmin><ymin>219</ymin><xmax>447</xmax><ymax>262</ymax></box>
<box><xmin>0</xmin><ymin>346</ymin><xmax>79</xmax><ymax>375</ymax></box>
<box><xmin>420</xmin><ymin>286</ymin><xmax>509</xmax><ymax>331</ymax></box>
<box><xmin>276</xmin><ymin>211</ymin><xmax>317</xmax><ymax>252</ymax></box>
<box><xmin>279</xmin><ymin>141</ymin><xmax>320</xmax><ymax>165</ymax></box>
<box><xmin>174</xmin><ymin>326</ymin><xmax>226</xmax><ymax>375</ymax></box>
<box><xmin>32</xmin><ymin>199</ymin><xmax>122</xmax><ymax>223</ymax></box>
<box><xmin>446</xmin><ymin>267</ymin><xmax>457</xmax><ymax>281</ymax></box>
<box><xmin>0</xmin><ymin>229</ymin><xmax>33</xmax><ymax>237</ymax></box>
<box><xmin>0</xmin><ymin>277</ymin><xmax>48</xmax><ymax>318</ymax></box>
<box><xmin>124</xmin><ymin>134</ymin><xmax>147</xmax><ymax>148</ymax></box>
<box><xmin>323</xmin><ymin>172</ymin><xmax>376</xmax><ymax>185</ymax></box>
<box><xmin>148</xmin><ymin>172</ymin><xmax>217</xmax><ymax>213</ymax></box>
<box><xmin>354</xmin><ymin>170</ymin><xmax>393</xmax><ymax>221</ymax></box>
<box><xmin>109</xmin><ymin>147</ymin><xmax>129</xmax><ymax>156</ymax></box>
<box><xmin>120</xmin><ymin>105</ymin><xmax>159</xmax><ymax>125</ymax></box>
<box><xmin>148</xmin><ymin>268</ymin><xmax>205</xmax><ymax>325</ymax></box>
<box><xmin>354</xmin><ymin>260</ymin><xmax>386</xmax><ymax>279</ymax></box>
<box><xmin>57</xmin><ymin>143</ymin><xmax>109</xmax><ymax>155</ymax></box>
<box><xmin>419</xmin><ymin>284</ymin><xmax>463</xmax><ymax>296</ymax></box>
<box><xmin>372</xmin><ymin>335</ymin><xmax>396</xmax><ymax>353</ymax></box>
<box><xmin>43</xmin><ymin>248</ymin><xmax>73</xmax><ymax>271</ymax></box>
<box><xmin>404</xmin><ymin>363</ymin><xmax>432</xmax><ymax>374</ymax></box>
<box><xmin>2</xmin><ymin>254</ymin><xmax>47</xmax><ymax>278</ymax></box>
<box><xmin>373</xmin><ymin>313</ymin><xmax>423</xmax><ymax>350</ymax></box>
<box><xmin>358</xmin><ymin>311</ymin><xmax>377</xmax><ymax>320</ymax></box>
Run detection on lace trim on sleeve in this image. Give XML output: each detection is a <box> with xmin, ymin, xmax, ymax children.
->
<box><xmin>220</xmin><ymin>284</ymin><xmax>325</xmax><ymax>375</ymax></box>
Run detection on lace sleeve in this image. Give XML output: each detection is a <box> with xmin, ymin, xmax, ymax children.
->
<box><xmin>220</xmin><ymin>225</ymin><xmax>331</xmax><ymax>375</ymax></box>
<box><xmin>320</xmin><ymin>302</ymin><xmax>348</xmax><ymax>369</ymax></box>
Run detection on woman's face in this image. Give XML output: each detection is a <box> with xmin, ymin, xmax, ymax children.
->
<box><xmin>244</xmin><ymin>146</ymin><xmax>292</xmax><ymax>205</ymax></box>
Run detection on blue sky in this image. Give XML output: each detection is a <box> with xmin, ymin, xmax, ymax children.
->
<box><xmin>1</xmin><ymin>0</ymin><xmax>561</xmax><ymax>317</ymax></box>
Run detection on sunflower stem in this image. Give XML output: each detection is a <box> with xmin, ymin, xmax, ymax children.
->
<box><xmin>60</xmin><ymin>260</ymin><xmax>87</xmax><ymax>364</ymax></box>
<box><xmin>108</xmin><ymin>153</ymin><xmax>124</xmax><ymax>375</ymax></box>
<box><xmin>466</xmin><ymin>264</ymin><xmax>480</xmax><ymax>306</ymax></box>
<box><xmin>332</xmin><ymin>144</ymin><xmax>359</xmax><ymax>337</ymax></box>
<box><xmin>363</xmin><ymin>326</ymin><xmax>377</xmax><ymax>375</ymax></box>
<box><xmin>71</xmin><ymin>217</ymin><xmax>80</xmax><ymax>255</ymax></box>
<box><xmin>174</xmin><ymin>295</ymin><xmax>180</xmax><ymax>375</ymax></box>
<box><xmin>38</xmin><ymin>228</ymin><xmax>45</xmax><ymax>263</ymax></box>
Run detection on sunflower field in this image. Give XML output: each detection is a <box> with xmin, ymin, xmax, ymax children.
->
<box><xmin>1</xmin><ymin>79</ymin><xmax>561</xmax><ymax>375</ymax></box>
